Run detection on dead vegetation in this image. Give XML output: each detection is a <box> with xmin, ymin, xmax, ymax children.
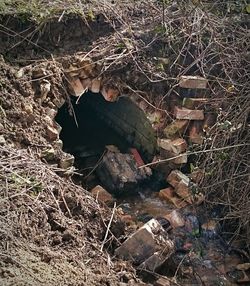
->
<box><xmin>0</xmin><ymin>144</ymin><xmax>141</xmax><ymax>285</ymax></box>
<box><xmin>0</xmin><ymin>0</ymin><xmax>249</xmax><ymax>284</ymax></box>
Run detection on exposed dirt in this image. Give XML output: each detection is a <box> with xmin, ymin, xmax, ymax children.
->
<box><xmin>0</xmin><ymin>45</ymin><xmax>143</xmax><ymax>286</ymax></box>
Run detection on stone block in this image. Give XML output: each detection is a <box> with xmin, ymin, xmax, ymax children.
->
<box><xmin>40</xmin><ymin>80</ymin><xmax>51</xmax><ymax>102</ymax></box>
<box><xmin>163</xmin><ymin>120</ymin><xmax>189</xmax><ymax>138</ymax></box>
<box><xmin>179</xmin><ymin>76</ymin><xmax>208</xmax><ymax>89</ymax></box>
<box><xmin>0</xmin><ymin>123</ymin><xmax>4</xmax><ymax>133</ymax></box>
<box><xmin>189</xmin><ymin>121</ymin><xmax>204</xmax><ymax>144</ymax></box>
<box><xmin>32</xmin><ymin>67</ymin><xmax>46</xmax><ymax>79</ymax></box>
<box><xmin>23</xmin><ymin>104</ymin><xmax>33</xmax><ymax>115</ymax></box>
<box><xmin>175</xmin><ymin>107</ymin><xmax>204</xmax><ymax>120</ymax></box>
<box><xmin>182</xmin><ymin>97</ymin><xmax>208</xmax><ymax>109</ymax></box>
<box><xmin>91</xmin><ymin>185</ymin><xmax>114</xmax><ymax>205</ymax></box>
<box><xmin>166</xmin><ymin>170</ymin><xmax>190</xmax><ymax>188</ymax></box>
<box><xmin>236</xmin><ymin>263</ymin><xmax>250</xmax><ymax>271</ymax></box>
<box><xmin>80</xmin><ymin>78</ymin><xmax>92</xmax><ymax>91</ymax></box>
<box><xmin>115</xmin><ymin>219</ymin><xmax>168</xmax><ymax>264</ymax></box>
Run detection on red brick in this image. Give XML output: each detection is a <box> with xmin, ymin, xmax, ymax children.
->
<box><xmin>159</xmin><ymin>187</ymin><xmax>175</xmax><ymax>201</ymax></box>
<box><xmin>179</xmin><ymin>75</ymin><xmax>208</xmax><ymax>89</ymax></box>
<box><xmin>175</xmin><ymin>180</ymin><xmax>193</xmax><ymax>204</ymax></box>
<box><xmin>158</xmin><ymin>138</ymin><xmax>187</xmax><ymax>155</ymax></box>
<box><xmin>166</xmin><ymin>170</ymin><xmax>190</xmax><ymax>188</ymax></box>
<box><xmin>191</xmin><ymin>168</ymin><xmax>205</xmax><ymax>183</ymax></box>
<box><xmin>172</xmin><ymin>153</ymin><xmax>188</xmax><ymax>164</ymax></box>
<box><xmin>189</xmin><ymin>121</ymin><xmax>204</xmax><ymax>144</ymax></box>
<box><xmin>91</xmin><ymin>185</ymin><xmax>114</xmax><ymax>205</ymax></box>
<box><xmin>90</xmin><ymin>78</ymin><xmax>101</xmax><ymax>93</ymax></box>
<box><xmin>129</xmin><ymin>148</ymin><xmax>145</xmax><ymax>167</ymax></box>
<box><xmin>69</xmin><ymin>78</ymin><xmax>86</xmax><ymax>97</ymax></box>
<box><xmin>159</xmin><ymin>188</ymin><xmax>188</xmax><ymax>209</ymax></box>
<box><xmin>175</xmin><ymin>107</ymin><xmax>204</xmax><ymax>120</ymax></box>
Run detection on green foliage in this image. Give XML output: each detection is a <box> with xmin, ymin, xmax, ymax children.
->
<box><xmin>0</xmin><ymin>0</ymin><xmax>89</xmax><ymax>23</ymax></box>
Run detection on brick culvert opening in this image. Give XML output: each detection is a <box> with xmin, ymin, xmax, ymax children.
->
<box><xmin>55</xmin><ymin>91</ymin><xmax>159</xmax><ymax>193</ymax></box>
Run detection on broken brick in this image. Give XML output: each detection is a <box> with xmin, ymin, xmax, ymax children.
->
<box><xmin>163</xmin><ymin>120</ymin><xmax>189</xmax><ymax>138</ymax></box>
<box><xmin>90</xmin><ymin>78</ymin><xmax>101</xmax><ymax>93</ymax></box>
<box><xmin>159</xmin><ymin>188</ymin><xmax>187</xmax><ymax>209</ymax></box>
<box><xmin>179</xmin><ymin>75</ymin><xmax>208</xmax><ymax>89</ymax></box>
<box><xmin>158</xmin><ymin>138</ymin><xmax>187</xmax><ymax>155</ymax></box>
<box><xmin>167</xmin><ymin>170</ymin><xmax>190</xmax><ymax>188</ymax></box>
<box><xmin>175</xmin><ymin>179</ymin><xmax>193</xmax><ymax>204</ymax></box>
<box><xmin>159</xmin><ymin>187</ymin><xmax>175</xmax><ymax>201</ymax></box>
<box><xmin>91</xmin><ymin>185</ymin><xmax>114</xmax><ymax>205</ymax></box>
<box><xmin>172</xmin><ymin>153</ymin><xmax>188</xmax><ymax>164</ymax></box>
<box><xmin>191</xmin><ymin>168</ymin><xmax>205</xmax><ymax>183</ymax></box>
<box><xmin>129</xmin><ymin>148</ymin><xmax>145</xmax><ymax>167</ymax></box>
<box><xmin>175</xmin><ymin>107</ymin><xmax>204</xmax><ymax>120</ymax></box>
<box><xmin>69</xmin><ymin>78</ymin><xmax>86</xmax><ymax>97</ymax></box>
<box><xmin>101</xmin><ymin>86</ymin><xmax>119</xmax><ymax>102</ymax></box>
<box><xmin>189</xmin><ymin>121</ymin><xmax>204</xmax><ymax>144</ymax></box>
<box><xmin>115</xmin><ymin>219</ymin><xmax>169</xmax><ymax>264</ymax></box>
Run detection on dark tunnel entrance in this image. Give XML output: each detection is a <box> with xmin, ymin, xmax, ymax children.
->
<box><xmin>55</xmin><ymin>92</ymin><xmax>157</xmax><ymax>190</ymax></box>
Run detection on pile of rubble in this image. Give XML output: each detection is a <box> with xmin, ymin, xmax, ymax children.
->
<box><xmin>153</xmin><ymin>75</ymin><xmax>216</xmax><ymax>208</ymax></box>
